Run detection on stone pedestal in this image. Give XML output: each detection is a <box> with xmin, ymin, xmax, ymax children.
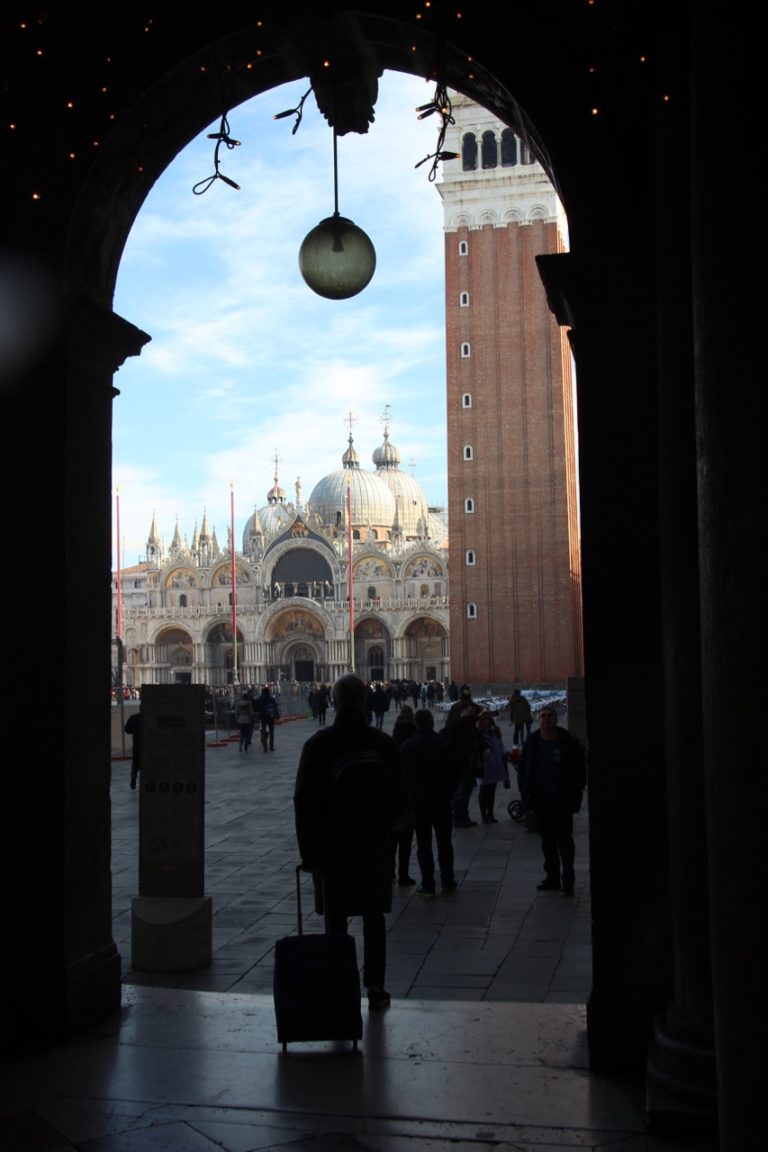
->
<box><xmin>131</xmin><ymin>896</ymin><xmax>212</xmax><ymax>971</ymax></box>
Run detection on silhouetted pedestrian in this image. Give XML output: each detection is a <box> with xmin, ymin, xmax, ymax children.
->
<box><xmin>124</xmin><ymin>707</ymin><xmax>142</xmax><ymax>790</ymax></box>
<box><xmin>508</xmin><ymin>688</ymin><xmax>533</xmax><ymax>747</ymax></box>
<box><xmin>294</xmin><ymin>674</ymin><xmax>404</xmax><ymax>1010</ymax></box>
<box><xmin>254</xmin><ymin>685</ymin><xmax>280</xmax><ymax>750</ymax></box>
<box><xmin>519</xmin><ymin>706</ymin><xmax>587</xmax><ymax>895</ymax></box>
<box><xmin>474</xmin><ymin>709</ymin><xmax>512</xmax><ymax>823</ymax></box>
<box><xmin>399</xmin><ymin>709</ymin><xmax>459</xmax><ymax>896</ymax></box>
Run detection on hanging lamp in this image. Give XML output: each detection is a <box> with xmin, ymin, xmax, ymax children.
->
<box><xmin>299</xmin><ymin>127</ymin><xmax>376</xmax><ymax>300</ymax></box>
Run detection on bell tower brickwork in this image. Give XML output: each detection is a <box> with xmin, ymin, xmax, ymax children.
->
<box><xmin>438</xmin><ymin>95</ymin><xmax>583</xmax><ymax>685</ymax></box>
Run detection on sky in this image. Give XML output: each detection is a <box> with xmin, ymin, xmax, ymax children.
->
<box><xmin>112</xmin><ymin>71</ymin><xmax>451</xmax><ymax>570</ymax></box>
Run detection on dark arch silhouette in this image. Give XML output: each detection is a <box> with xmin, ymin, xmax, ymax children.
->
<box><xmin>5</xmin><ymin>8</ymin><xmax>759</xmax><ymax>1146</ymax></box>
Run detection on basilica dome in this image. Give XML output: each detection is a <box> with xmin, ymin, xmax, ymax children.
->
<box><xmin>372</xmin><ymin>428</ymin><xmax>432</xmax><ymax>539</ymax></box>
<box><xmin>308</xmin><ymin>435</ymin><xmax>396</xmax><ymax>538</ymax></box>
<box><xmin>242</xmin><ymin>469</ymin><xmax>295</xmax><ymax>550</ymax></box>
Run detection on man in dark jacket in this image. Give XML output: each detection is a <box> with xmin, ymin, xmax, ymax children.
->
<box><xmin>442</xmin><ymin>686</ymin><xmax>481</xmax><ymax>826</ymax></box>
<box><xmin>399</xmin><ymin>709</ymin><xmax>459</xmax><ymax>896</ymax></box>
<box><xmin>518</xmin><ymin>706</ymin><xmax>587</xmax><ymax>895</ymax></box>
<box><xmin>254</xmin><ymin>684</ymin><xmax>280</xmax><ymax>751</ymax></box>
<box><xmin>293</xmin><ymin>673</ymin><xmax>403</xmax><ymax>1010</ymax></box>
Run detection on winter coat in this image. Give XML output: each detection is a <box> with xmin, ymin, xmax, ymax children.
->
<box><xmin>475</xmin><ymin>726</ymin><xmax>510</xmax><ymax>786</ymax></box>
<box><xmin>518</xmin><ymin>728</ymin><xmax>587</xmax><ymax>813</ymax></box>
<box><xmin>254</xmin><ymin>691</ymin><xmax>279</xmax><ymax>722</ymax></box>
<box><xmin>236</xmin><ymin>696</ymin><xmax>254</xmax><ymax>725</ymax></box>
<box><xmin>442</xmin><ymin>707</ymin><xmax>481</xmax><ymax>781</ymax></box>
<box><xmin>509</xmin><ymin>693</ymin><xmax>533</xmax><ymax>726</ymax></box>
<box><xmin>391</xmin><ymin>714</ymin><xmax>418</xmax><ymax>748</ymax></box>
<box><xmin>371</xmin><ymin>686</ymin><xmax>390</xmax><ymax>716</ymax></box>
<box><xmin>399</xmin><ymin>729</ymin><xmax>459</xmax><ymax>811</ymax></box>
<box><xmin>293</xmin><ymin>709</ymin><xmax>403</xmax><ymax>915</ymax></box>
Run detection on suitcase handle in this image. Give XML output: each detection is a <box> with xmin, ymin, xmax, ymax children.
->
<box><xmin>295</xmin><ymin>864</ymin><xmax>305</xmax><ymax>934</ymax></box>
<box><xmin>295</xmin><ymin>864</ymin><xmax>331</xmax><ymax>934</ymax></box>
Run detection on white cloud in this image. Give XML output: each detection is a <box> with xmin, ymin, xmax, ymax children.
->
<box><xmin>113</xmin><ymin>72</ymin><xmax>449</xmax><ymax>567</ymax></box>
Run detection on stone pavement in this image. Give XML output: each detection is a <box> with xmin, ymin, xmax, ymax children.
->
<box><xmin>0</xmin><ymin>709</ymin><xmax>711</xmax><ymax>1152</ymax></box>
<box><xmin>111</xmin><ymin>702</ymin><xmax>591</xmax><ymax>1004</ymax></box>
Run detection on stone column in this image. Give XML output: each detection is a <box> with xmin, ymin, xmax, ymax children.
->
<box><xmin>537</xmin><ymin>244</ymin><xmax>673</xmax><ymax>1070</ymax></box>
<box><xmin>644</xmin><ymin>27</ymin><xmax>716</xmax><ymax>1132</ymax></box>
<box><xmin>5</xmin><ymin>297</ymin><xmax>149</xmax><ymax>1044</ymax></box>
<box><xmin>690</xmin><ymin>9</ymin><xmax>766</xmax><ymax>1147</ymax></box>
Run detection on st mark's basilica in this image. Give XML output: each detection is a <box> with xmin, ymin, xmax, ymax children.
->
<box><xmin>113</xmin><ymin>416</ymin><xmax>449</xmax><ymax>691</ymax></box>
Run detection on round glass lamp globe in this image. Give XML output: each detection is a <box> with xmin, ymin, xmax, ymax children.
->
<box><xmin>299</xmin><ymin>214</ymin><xmax>376</xmax><ymax>300</ymax></box>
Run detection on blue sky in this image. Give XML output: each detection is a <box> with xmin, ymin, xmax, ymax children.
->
<box><xmin>112</xmin><ymin>71</ymin><xmax>450</xmax><ymax>569</ymax></box>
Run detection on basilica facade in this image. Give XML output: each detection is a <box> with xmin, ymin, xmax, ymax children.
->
<box><xmin>112</xmin><ymin>423</ymin><xmax>449</xmax><ymax>691</ymax></box>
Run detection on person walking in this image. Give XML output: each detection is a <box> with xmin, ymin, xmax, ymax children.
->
<box><xmin>474</xmin><ymin>709</ymin><xmax>512</xmax><ymax>823</ymax></box>
<box><xmin>518</xmin><ymin>705</ymin><xmax>587</xmax><ymax>895</ymax></box>
<box><xmin>236</xmin><ymin>689</ymin><xmax>255</xmax><ymax>753</ymax></box>
<box><xmin>399</xmin><ymin>709</ymin><xmax>459</xmax><ymax>896</ymax></box>
<box><xmin>254</xmin><ymin>684</ymin><xmax>280</xmax><ymax>751</ymax></box>
<box><xmin>293</xmin><ymin>673</ymin><xmax>404</xmax><ymax>1010</ymax></box>
<box><xmin>371</xmin><ymin>682</ymin><xmax>389</xmax><ymax>730</ymax></box>
<box><xmin>124</xmin><ymin>705</ymin><xmax>142</xmax><ymax>790</ymax></box>
<box><xmin>316</xmin><ymin>682</ymin><xmax>329</xmax><ymax>727</ymax></box>
<box><xmin>508</xmin><ymin>688</ymin><xmax>533</xmax><ymax>747</ymax></box>
<box><xmin>390</xmin><ymin>703</ymin><xmax>418</xmax><ymax>886</ymax></box>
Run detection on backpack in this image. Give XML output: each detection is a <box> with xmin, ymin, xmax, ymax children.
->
<box><xmin>330</xmin><ymin>745</ymin><xmax>394</xmax><ymax>829</ymax></box>
<box><xmin>261</xmin><ymin>696</ymin><xmax>278</xmax><ymax>720</ymax></box>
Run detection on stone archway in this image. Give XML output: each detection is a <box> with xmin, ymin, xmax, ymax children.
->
<box><xmin>63</xmin><ymin>12</ymin><xmax>557</xmax><ymax>307</ymax></box>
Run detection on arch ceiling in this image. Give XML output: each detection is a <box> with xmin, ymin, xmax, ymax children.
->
<box><xmin>66</xmin><ymin>6</ymin><xmax>553</xmax><ymax>301</ymax></box>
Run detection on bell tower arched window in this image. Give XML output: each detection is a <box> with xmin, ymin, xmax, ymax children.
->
<box><xmin>501</xmin><ymin>129</ymin><xmax>517</xmax><ymax>166</ymax></box>
<box><xmin>461</xmin><ymin>132</ymin><xmax>477</xmax><ymax>171</ymax></box>
<box><xmin>481</xmin><ymin>129</ymin><xmax>497</xmax><ymax>169</ymax></box>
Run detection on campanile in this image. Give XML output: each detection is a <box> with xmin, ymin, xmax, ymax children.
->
<box><xmin>438</xmin><ymin>94</ymin><xmax>583</xmax><ymax>685</ymax></box>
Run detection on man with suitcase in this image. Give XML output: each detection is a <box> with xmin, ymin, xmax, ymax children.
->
<box><xmin>293</xmin><ymin>673</ymin><xmax>404</xmax><ymax>1010</ymax></box>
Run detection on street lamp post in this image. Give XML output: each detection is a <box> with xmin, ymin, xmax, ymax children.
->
<box><xmin>230</xmin><ymin>481</ymin><xmax>239</xmax><ymax>691</ymax></box>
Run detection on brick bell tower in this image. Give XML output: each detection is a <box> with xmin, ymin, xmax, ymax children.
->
<box><xmin>438</xmin><ymin>93</ymin><xmax>583</xmax><ymax>686</ymax></box>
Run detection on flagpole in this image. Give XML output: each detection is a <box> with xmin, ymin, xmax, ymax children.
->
<box><xmin>115</xmin><ymin>485</ymin><xmax>125</xmax><ymax>731</ymax></box>
<box><xmin>116</xmin><ymin>485</ymin><xmax>123</xmax><ymax>641</ymax></box>
<box><xmin>347</xmin><ymin>477</ymin><xmax>355</xmax><ymax>672</ymax></box>
<box><xmin>231</xmin><ymin>481</ymin><xmax>239</xmax><ymax>690</ymax></box>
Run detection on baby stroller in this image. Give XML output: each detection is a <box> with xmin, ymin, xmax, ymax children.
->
<box><xmin>508</xmin><ymin>795</ymin><xmax>528</xmax><ymax>822</ymax></box>
<box><xmin>506</xmin><ymin>748</ymin><xmax>528</xmax><ymax>823</ymax></box>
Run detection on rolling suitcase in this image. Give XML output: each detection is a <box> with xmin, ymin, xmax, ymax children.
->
<box><xmin>273</xmin><ymin>865</ymin><xmax>363</xmax><ymax>1051</ymax></box>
